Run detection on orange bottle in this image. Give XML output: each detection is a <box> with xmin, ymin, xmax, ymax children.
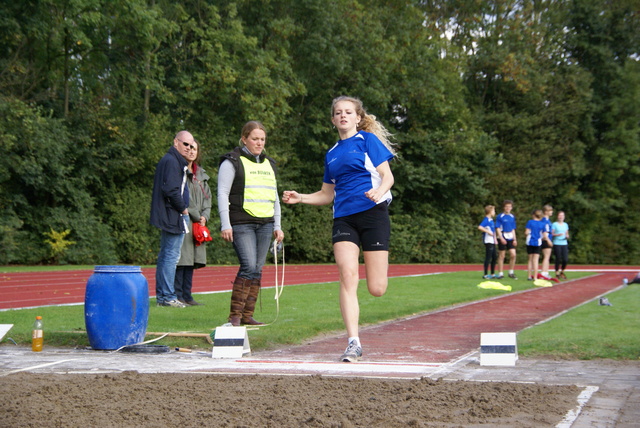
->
<box><xmin>32</xmin><ymin>316</ymin><xmax>43</xmax><ymax>352</ymax></box>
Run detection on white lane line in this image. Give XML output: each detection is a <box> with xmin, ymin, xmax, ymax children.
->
<box><xmin>181</xmin><ymin>358</ymin><xmax>446</xmax><ymax>377</ymax></box>
<box><xmin>556</xmin><ymin>385</ymin><xmax>599</xmax><ymax>428</ymax></box>
<box><xmin>0</xmin><ymin>359</ymin><xmax>79</xmax><ymax>377</ymax></box>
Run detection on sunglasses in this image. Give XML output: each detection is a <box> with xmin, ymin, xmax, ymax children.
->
<box><xmin>178</xmin><ymin>140</ymin><xmax>197</xmax><ymax>151</ymax></box>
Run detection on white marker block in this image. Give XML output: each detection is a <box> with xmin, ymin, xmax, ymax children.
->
<box><xmin>480</xmin><ymin>332</ymin><xmax>518</xmax><ymax>366</ymax></box>
<box><xmin>211</xmin><ymin>326</ymin><xmax>251</xmax><ymax>359</ymax></box>
<box><xmin>0</xmin><ymin>324</ymin><xmax>13</xmax><ymax>341</ymax></box>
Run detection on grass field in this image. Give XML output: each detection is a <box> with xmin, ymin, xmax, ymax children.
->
<box><xmin>1</xmin><ymin>270</ymin><xmax>638</xmax><ymax>360</ymax></box>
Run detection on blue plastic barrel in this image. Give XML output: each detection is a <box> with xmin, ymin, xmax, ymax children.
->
<box><xmin>84</xmin><ymin>266</ymin><xmax>149</xmax><ymax>350</ymax></box>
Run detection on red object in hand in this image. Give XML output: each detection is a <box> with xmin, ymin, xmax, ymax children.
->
<box><xmin>192</xmin><ymin>223</ymin><xmax>213</xmax><ymax>246</ymax></box>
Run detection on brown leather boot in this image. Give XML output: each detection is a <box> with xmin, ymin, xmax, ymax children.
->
<box><xmin>242</xmin><ymin>278</ymin><xmax>265</xmax><ymax>325</ymax></box>
<box><xmin>228</xmin><ymin>276</ymin><xmax>251</xmax><ymax>326</ymax></box>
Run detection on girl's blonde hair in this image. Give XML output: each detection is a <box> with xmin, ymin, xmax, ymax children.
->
<box><xmin>331</xmin><ymin>96</ymin><xmax>397</xmax><ymax>156</ymax></box>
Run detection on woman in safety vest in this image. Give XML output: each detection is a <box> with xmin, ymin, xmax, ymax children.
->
<box><xmin>282</xmin><ymin>96</ymin><xmax>396</xmax><ymax>362</ymax></box>
<box><xmin>218</xmin><ymin>121</ymin><xmax>285</xmax><ymax>326</ymax></box>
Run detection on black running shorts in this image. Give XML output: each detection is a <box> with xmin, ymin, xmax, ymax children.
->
<box><xmin>498</xmin><ymin>240</ymin><xmax>516</xmax><ymax>251</ymax></box>
<box><xmin>332</xmin><ymin>203</ymin><xmax>390</xmax><ymax>251</ymax></box>
<box><xmin>526</xmin><ymin>245</ymin><xmax>542</xmax><ymax>255</ymax></box>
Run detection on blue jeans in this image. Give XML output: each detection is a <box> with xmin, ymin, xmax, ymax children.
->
<box><xmin>156</xmin><ymin>220</ymin><xmax>188</xmax><ymax>303</ymax></box>
<box><xmin>232</xmin><ymin>222</ymin><xmax>274</xmax><ymax>280</ymax></box>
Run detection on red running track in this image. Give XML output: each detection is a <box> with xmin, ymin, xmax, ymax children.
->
<box><xmin>255</xmin><ymin>267</ymin><xmax>639</xmax><ymax>367</ymax></box>
<box><xmin>0</xmin><ymin>264</ymin><xmax>481</xmax><ymax>310</ymax></box>
<box><xmin>1</xmin><ymin>264</ymin><xmax>637</xmax><ymax>311</ymax></box>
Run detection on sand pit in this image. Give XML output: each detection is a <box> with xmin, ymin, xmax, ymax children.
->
<box><xmin>1</xmin><ymin>371</ymin><xmax>580</xmax><ymax>427</ymax></box>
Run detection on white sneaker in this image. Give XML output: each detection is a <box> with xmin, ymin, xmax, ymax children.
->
<box><xmin>340</xmin><ymin>340</ymin><xmax>362</xmax><ymax>362</ymax></box>
<box><xmin>160</xmin><ymin>299</ymin><xmax>187</xmax><ymax>308</ymax></box>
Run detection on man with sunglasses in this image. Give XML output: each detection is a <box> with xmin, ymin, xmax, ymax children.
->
<box><xmin>150</xmin><ymin>131</ymin><xmax>196</xmax><ymax>308</ymax></box>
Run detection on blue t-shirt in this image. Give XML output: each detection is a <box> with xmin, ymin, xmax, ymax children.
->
<box><xmin>496</xmin><ymin>213</ymin><xmax>516</xmax><ymax>240</ymax></box>
<box><xmin>542</xmin><ymin>217</ymin><xmax>552</xmax><ymax>239</ymax></box>
<box><xmin>552</xmin><ymin>222</ymin><xmax>569</xmax><ymax>245</ymax></box>
<box><xmin>323</xmin><ymin>131</ymin><xmax>394</xmax><ymax>218</ymax></box>
<box><xmin>479</xmin><ymin>217</ymin><xmax>496</xmax><ymax>244</ymax></box>
<box><xmin>525</xmin><ymin>219</ymin><xmax>546</xmax><ymax>246</ymax></box>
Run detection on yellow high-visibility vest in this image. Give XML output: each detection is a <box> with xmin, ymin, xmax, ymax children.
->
<box><xmin>240</xmin><ymin>157</ymin><xmax>277</xmax><ymax>218</ymax></box>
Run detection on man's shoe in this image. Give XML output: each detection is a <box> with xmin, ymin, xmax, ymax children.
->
<box><xmin>159</xmin><ymin>299</ymin><xmax>187</xmax><ymax>308</ymax></box>
<box><xmin>482</xmin><ymin>275</ymin><xmax>492</xmax><ymax>279</ymax></box>
<box><xmin>185</xmin><ymin>300</ymin><xmax>204</xmax><ymax>306</ymax></box>
<box><xmin>340</xmin><ymin>340</ymin><xmax>362</xmax><ymax>362</ymax></box>
<box><xmin>559</xmin><ymin>273</ymin><xmax>567</xmax><ymax>280</ymax></box>
<box><xmin>495</xmin><ymin>274</ymin><xmax>504</xmax><ymax>279</ymax></box>
<box><xmin>508</xmin><ymin>273</ymin><xmax>518</xmax><ymax>280</ymax></box>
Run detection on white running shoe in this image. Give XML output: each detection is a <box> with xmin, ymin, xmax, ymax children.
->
<box><xmin>340</xmin><ymin>340</ymin><xmax>362</xmax><ymax>362</ymax></box>
<box><xmin>159</xmin><ymin>299</ymin><xmax>187</xmax><ymax>308</ymax></box>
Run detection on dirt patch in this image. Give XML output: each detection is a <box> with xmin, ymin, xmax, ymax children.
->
<box><xmin>1</xmin><ymin>372</ymin><xmax>580</xmax><ymax>427</ymax></box>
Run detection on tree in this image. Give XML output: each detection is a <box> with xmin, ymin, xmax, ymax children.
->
<box><xmin>0</xmin><ymin>0</ymin><xmax>638</xmax><ymax>265</ymax></box>
<box><xmin>563</xmin><ymin>0</ymin><xmax>640</xmax><ymax>263</ymax></box>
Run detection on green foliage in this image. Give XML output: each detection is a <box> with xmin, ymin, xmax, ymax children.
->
<box><xmin>0</xmin><ymin>0</ymin><xmax>638</xmax><ymax>265</ymax></box>
<box><xmin>0</xmin><ymin>216</ymin><xmax>23</xmax><ymax>265</ymax></box>
<box><xmin>560</xmin><ymin>0</ymin><xmax>640</xmax><ymax>263</ymax></box>
<box><xmin>102</xmin><ymin>186</ymin><xmax>157</xmax><ymax>264</ymax></box>
<box><xmin>390</xmin><ymin>211</ymin><xmax>476</xmax><ymax>263</ymax></box>
<box><xmin>43</xmin><ymin>228</ymin><xmax>76</xmax><ymax>263</ymax></box>
<box><xmin>279</xmin><ymin>204</ymin><xmax>334</xmax><ymax>263</ymax></box>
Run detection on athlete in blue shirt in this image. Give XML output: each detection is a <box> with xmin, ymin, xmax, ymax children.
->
<box><xmin>323</xmin><ymin>131</ymin><xmax>394</xmax><ymax>218</ymax></box>
<box><xmin>539</xmin><ymin>205</ymin><xmax>555</xmax><ymax>280</ymax></box>
<box><xmin>283</xmin><ymin>96</ymin><xmax>395</xmax><ymax>363</ymax></box>
<box><xmin>525</xmin><ymin>209</ymin><xmax>551</xmax><ymax>281</ymax></box>
<box><xmin>496</xmin><ymin>200</ymin><xmax>518</xmax><ymax>279</ymax></box>
<box><xmin>478</xmin><ymin>205</ymin><xmax>497</xmax><ymax>279</ymax></box>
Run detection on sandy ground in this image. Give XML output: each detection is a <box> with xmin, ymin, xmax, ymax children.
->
<box><xmin>1</xmin><ymin>371</ymin><xmax>580</xmax><ymax>427</ymax></box>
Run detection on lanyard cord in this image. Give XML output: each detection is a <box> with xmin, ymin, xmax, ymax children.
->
<box><xmin>249</xmin><ymin>239</ymin><xmax>284</xmax><ymax>329</ymax></box>
<box><xmin>273</xmin><ymin>239</ymin><xmax>285</xmax><ymax>312</ymax></box>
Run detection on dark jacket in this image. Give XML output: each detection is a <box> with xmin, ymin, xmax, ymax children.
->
<box><xmin>219</xmin><ymin>147</ymin><xmax>277</xmax><ymax>225</ymax></box>
<box><xmin>150</xmin><ymin>145</ymin><xmax>190</xmax><ymax>233</ymax></box>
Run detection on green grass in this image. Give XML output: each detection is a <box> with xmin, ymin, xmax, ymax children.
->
<box><xmin>518</xmin><ymin>282</ymin><xmax>640</xmax><ymax>360</ymax></box>
<box><xmin>2</xmin><ymin>271</ymin><xmax>636</xmax><ymax>360</ymax></box>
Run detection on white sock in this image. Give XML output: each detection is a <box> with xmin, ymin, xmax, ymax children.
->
<box><xmin>542</xmin><ymin>272</ymin><xmax>549</xmax><ymax>277</ymax></box>
<box><xmin>348</xmin><ymin>337</ymin><xmax>360</xmax><ymax>347</ymax></box>
<box><xmin>499</xmin><ymin>272</ymin><xmax>504</xmax><ymax>276</ymax></box>
<box><xmin>509</xmin><ymin>270</ymin><xmax>514</xmax><ymax>274</ymax></box>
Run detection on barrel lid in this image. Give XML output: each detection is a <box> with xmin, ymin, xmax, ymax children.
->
<box><xmin>94</xmin><ymin>265</ymin><xmax>142</xmax><ymax>273</ymax></box>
